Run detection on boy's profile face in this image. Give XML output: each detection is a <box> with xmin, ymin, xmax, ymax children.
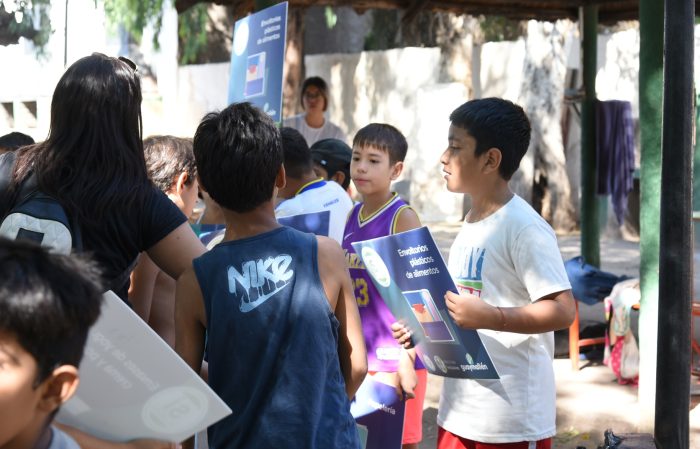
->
<box><xmin>0</xmin><ymin>331</ymin><xmax>48</xmax><ymax>448</ymax></box>
<box><xmin>440</xmin><ymin>124</ymin><xmax>492</xmax><ymax>195</ymax></box>
<box><xmin>350</xmin><ymin>144</ymin><xmax>402</xmax><ymax>197</ymax></box>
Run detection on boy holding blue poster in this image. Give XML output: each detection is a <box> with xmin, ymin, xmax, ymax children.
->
<box><xmin>176</xmin><ymin>102</ymin><xmax>366</xmax><ymax>449</ymax></box>
<box><xmin>342</xmin><ymin>123</ymin><xmax>426</xmax><ymax>449</ymax></box>
<box><xmin>394</xmin><ymin>98</ymin><xmax>575</xmax><ymax>449</ymax></box>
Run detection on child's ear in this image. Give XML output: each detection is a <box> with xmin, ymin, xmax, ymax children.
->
<box><xmin>38</xmin><ymin>365</ymin><xmax>80</xmax><ymax>413</ymax></box>
<box><xmin>331</xmin><ymin>171</ymin><xmax>346</xmax><ymax>187</ymax></box>
<box><xmin>483</xmin><ymin>148</ymin><xmax>502</xmax><ymax>175</ymax></box>
<box><xmin>390</xmin><ymin>161</ymin><xmax>404</xmax><ymax>181</ymax></box>
<box><xmin>175</xmin><ymin>172</ymin><xmax>189</xmax><ymax>195</ymax></box>
<box><xmin>276</xmin><ymin>165</ymin><xmax>287</xmax><ymax>190</ymax></box>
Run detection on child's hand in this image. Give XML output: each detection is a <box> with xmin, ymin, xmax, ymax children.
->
<box><xmin>445</xmin><ymin>291</ymin><xmax>497</xmax><ymax>329</ymax></box>
<box><xmin>391</xmin><ymin>321</ymin><xmax>414</xmax><ymax>348</ymax></box>
<box><xmin>397</xmin><ymin>354</ymin><xmax>418</xmax><ymax>400</ymax></box>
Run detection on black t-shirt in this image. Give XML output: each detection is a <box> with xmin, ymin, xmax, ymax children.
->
<box><xmin>82</xmin><ymin>185</ymin><xmax>187</xmax><ymax>300</ymax></box>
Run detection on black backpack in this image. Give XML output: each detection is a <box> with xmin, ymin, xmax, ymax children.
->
<box><xmin>0</xmin><ymin>151</ymin><xmax>82</xmax><ymax>255</ymax></box>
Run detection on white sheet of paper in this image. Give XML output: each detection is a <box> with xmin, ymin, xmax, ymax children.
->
<box><xmin>56</xmin><ymin>291</ymin><xmax>231</xmax><ymax>443</ymax></box>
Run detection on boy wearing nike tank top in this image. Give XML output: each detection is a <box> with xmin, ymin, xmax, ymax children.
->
<box><xmin>175</xmin><ymin>102</ymin><xmax>367</xmax><ymax>449</ymax></box>
<box><xmin>342</xmin><ymin>123</ymin><xmax>427</xmax><ymax>449</ymax></box>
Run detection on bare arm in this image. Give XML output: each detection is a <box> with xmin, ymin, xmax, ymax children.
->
<box><xmin>445</xmin><ymin>289</ymin><xmax>575</xmax><ymax>333</ymax></box>
<box><xmin>54</xmin><ymin>424</ymin><xmax>174</xmax><ymax>449</ymax></box>
<box><xmin>392</xmin><ymin>206</ymin><xmax>421</xmax><ymax>234</ymax></box>
<box><xmin>128</xmin><ymin>253</ymin><xmax>159</xmax><ymax>321</ymax></box>
<box><xmin>317</xmin><ymin>236</ymin><xmax>367</xmax><ymax>399</ymax></box>
<box><xmin>146</xmin><ymin>222</ymin><xmax>206</xmax><ymax>281</ymax></box>
<box><xmin>392</xmin><ymin>206</ymin><xmax>421</xmax><ymax>395</ymax></box>
<box><xmin>174</xmin><ymin>267</ymin><xmax>207</xmax><ymax>449</ymax></box>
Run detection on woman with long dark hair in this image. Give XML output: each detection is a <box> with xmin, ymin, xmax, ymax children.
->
<box><xmin>2</xmin><ymin>53</ymin><xmax>205</xmax><ymax>302</ymax></box>
<box><xmin>1</xmin><ymin>54</ymin><xmax>204</xmax><ymax>448</ymax></box>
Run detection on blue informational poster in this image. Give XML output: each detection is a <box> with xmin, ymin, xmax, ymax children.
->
<box><xmin>352</xmin><ymin>227</ymin><xmax>499</xmax><ymax>379</ymax></box>
<box><xmin>277</xmin><ymin>210</ymin><xmax>331</xmax><ymax>236</ymax></box>
<box><xmin>227</xmin><ymin>2</ymin><xmax>288</xmax><ymax>123</ymax></box>
<box><xmin>351</xmin><ymin>377</ymin><xmax>405</xmax><ymax>449</ymax></box>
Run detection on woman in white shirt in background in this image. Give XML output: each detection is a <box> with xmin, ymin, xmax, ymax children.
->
<box><xmin>283</xmin><ymin>76</ymin><xmax>347</xmax><ymax>146</ymax></box>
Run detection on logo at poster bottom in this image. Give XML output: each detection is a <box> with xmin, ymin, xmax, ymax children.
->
<box><xmin>142</xmin><ymin>386</ymin><xmax>209</xmax><ymax>433</ymax></box>
<box><xmin>434</xmin><ymin>355</ymin><xmax>448</xmax><ymax>374</ymax></box>
<box><xmin>422</xmin><ymin>356</ymin><xmax>436</xmax><ymax>372</ymax></box>
<box><xmin>465</xmin><ymin>352</ymin><xmax>474</xmax><ymax>365</ymax></box>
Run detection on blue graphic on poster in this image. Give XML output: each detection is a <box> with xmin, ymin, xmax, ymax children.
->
<box><xmin>352</xmin><ymin>227</ymin><xmax>499</xmax><ymax>379</ymax></box>
<box><xmin>278</xmin><ymin>210</ymin><xmax>330</xmax><ymax>236</ymax></box>
<box><xmin>228</xmin><ymin>2</ymin><xmax>287</xmax><ymax>123</ymax></box>
<box><xmin>351</xmin><ymin>377</ymin><xmax>404</xmax><ymax>449</ymax></box>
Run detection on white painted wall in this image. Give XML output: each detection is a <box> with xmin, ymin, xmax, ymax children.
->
<box><xmin>0</xmin><ymin>0</ymin><xmax>179</xmax><ymax>139</ymax></box>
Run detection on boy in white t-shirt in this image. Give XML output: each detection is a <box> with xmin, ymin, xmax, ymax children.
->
<box><xmin>394</xmin><ymin>98</ymin><xmax>575</xmax><ymax>449</ymax></box>
<box><xmin>275</xmin><ymin>127</ymin><xmax>353</xmax><ymax>244</ymax></box>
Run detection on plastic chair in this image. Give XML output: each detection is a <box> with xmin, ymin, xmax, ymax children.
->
<box><xmin>569</xmin><ymin>300</ymin><xmax>606</xmax><ymax>370</ymax></box>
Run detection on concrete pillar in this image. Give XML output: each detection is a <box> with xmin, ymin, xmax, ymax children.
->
<box><xmin>637</xmin><ymin>0</ymin><xmax>664</xmax><ymax>432</ymax></box>
<box><xmin>580</xmin><ymin>5</ymin><xmax>600</xmax><ymax>267</ymax></box>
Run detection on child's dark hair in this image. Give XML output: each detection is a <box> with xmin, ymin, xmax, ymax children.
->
<box><xmin>310</xmin><ymin>138</ymin><xmax>352</xmax><ymax>190</ymax></box>
<box><xmin>449</xmin><ymin>98</ymin><xmax>531</xmax><ymax>181</ymax></box>
<box><xmin>301</xmin><ymin>76</ymin><xmax>329</xmax><ymax>111</ymax></box>
<box><xmin>143</xmin><ymin>135</ymin><xmax>197</xmax><ymax>193</ymax></box>
<box><xmin>0</xmin><ymin>238</ymin><xmax>103</xmax><ymax>386</ymax></box>
<box><xmin>0</xmin><ymin>132</ymin><xmax>35</xmax><ymax>152</ymax></box>
<box><xmin>353</xmin><ymin>123</ymin><xmax>408</xmax><ymax>164</ymax></box>
<box><xmin>193</xmin><ymin>102</ymin><xmax>282</xmax><ymax>213</ymax></box>
<box><xmin>280</xmin><ymin>127</ymin><xmax>313</xmax><ymax>179</ymax></box>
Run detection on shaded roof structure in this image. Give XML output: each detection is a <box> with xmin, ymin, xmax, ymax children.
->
<box><xmin>174</xmin><ymin>0</ymin><xmax>698</xmax><ymax>23</ymax></box>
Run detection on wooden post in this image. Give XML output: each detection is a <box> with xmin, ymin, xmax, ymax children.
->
<box><xmin>654</xmin><ymin>0</ymin><xmax>695</xmax><ymax>447</ymax></box>
<box><xmin>637</xmin><ymin>0</ymin><xmax>664</xmax><ymax>432</ymax></box>
<box><xmin>579</xmin><ymin>5</ymin><xmax>599</xmax><ymax>268</ymax></box>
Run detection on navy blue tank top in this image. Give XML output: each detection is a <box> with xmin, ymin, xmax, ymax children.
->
<box><xmin>193</xmin><ymin>227</ymin><xmax>360</xmax><ymax>449</ymax></box>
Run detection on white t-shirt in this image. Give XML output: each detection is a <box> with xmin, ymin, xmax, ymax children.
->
<box><xmin>283</xmin><ymin>114</ymin><xmax>347</xmax><ymax>146</ymax></box>
<box><xmin>439</xmin><ymin>195</ymin><xmax>571</xmax><ymax>443</ymax></box>
<box><xmin>275</xmin><ymin>179</ymin><xmax>353</xmax><ymax>244</ymax></box>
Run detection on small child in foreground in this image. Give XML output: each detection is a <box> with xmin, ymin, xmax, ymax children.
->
<box><xmin>0</xmin><ymin>238</ymin><xmax>102</xmax><ymax>449</ymax></box>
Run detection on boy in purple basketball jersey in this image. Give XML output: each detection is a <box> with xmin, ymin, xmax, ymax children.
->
<box><xmin>342</xmin><ymin>123</ymin><xmax>426</xmax><ymax>449</ymax></box>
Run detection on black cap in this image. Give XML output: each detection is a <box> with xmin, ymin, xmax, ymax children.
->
<box><xmin>310</xmin><ymin>138</ymin><xmax>352</xmax><ymax>188</ymax></box>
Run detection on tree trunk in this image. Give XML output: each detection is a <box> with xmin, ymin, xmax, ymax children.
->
<box><xmin>283</xmin><ymin>6</ymin><xmax>305</xmax><ymax>119</ymax></box>
<box><xmin>518</xmin><ymin>20</ymin><xmax>576</xmax><ymax>232</ymax></box>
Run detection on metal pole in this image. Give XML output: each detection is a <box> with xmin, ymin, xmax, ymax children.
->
<box><xmin>580</xmin><ymin>5</ymin><xmax>599</xmax><ymax>267</ymax></box>
<box><xmin>637</xmin><ymin>0</ymin><xmax>664</xmax><ymax>432</ymax></box>
<box><xmin>654</xmin><ymin>0</ymin><xmax>695</xmax><ymax>446</ymax></box>
<box><xmin>64</xmin><ymin>0</ymin><xmax>69</xmax><ymax>67</ymax></box>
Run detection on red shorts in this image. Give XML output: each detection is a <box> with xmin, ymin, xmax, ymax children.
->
<box><xmin>437</xmin><ymin>427</ymin><xmax>552</xmax><ymax>449</ymax></box>
<box><xmin>402</xmin><ymin>368</ymin><xmax>427</xmax><ymax>444</ymax></box>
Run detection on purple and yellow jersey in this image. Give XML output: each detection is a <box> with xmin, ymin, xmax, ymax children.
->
<box><xmin>342</xmin><ymin>193</ymin><xmax>423</xmax><ymax>372</ymax></box>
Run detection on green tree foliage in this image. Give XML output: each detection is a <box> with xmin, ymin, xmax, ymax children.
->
<box><xmin>0</xmin><ymin>0</ymin><xmax>215</xmax><ymax>65</ymax></box>
<box><xmin>177</xmin><ymin>3</ymin><xmax>208</xmax><ymax>64</ymax></box>
<box><xmin>104</xmin><ymin>0</ymin><xmax>164</xmax><ymax>47</ymax></box>
<box><xmin>0</xmin><ymin>0</ymin><xmax>52</xmax><ymax>51</ymax></box>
